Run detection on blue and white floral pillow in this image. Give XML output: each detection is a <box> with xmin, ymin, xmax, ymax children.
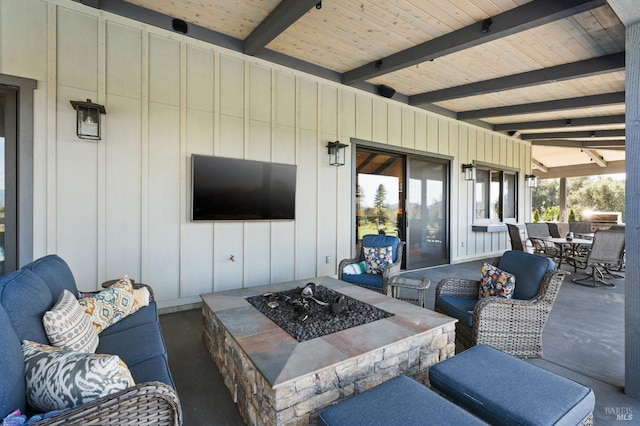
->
<box><xmin>479</xmin><ymin>263</ymin><xmax>515</xmax><ymax>299</ymax></box>
<box><xmin>363</xmin><ymin>246</ymin><xmax>393</xmax><ymax>274</ymax></box>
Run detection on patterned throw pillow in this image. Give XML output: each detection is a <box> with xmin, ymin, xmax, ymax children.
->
<box><xmin>42</xmin><ymin>289</ymin><xmax>99</xmax><ymax>353</ymax></box>
<box><xmin>363</xmin><ymin>246</ymin><xmax>393</xmax><ymax>274</ymax></box>
<box><xmin>78</xmin><ymin>276</ymin><xmax>140</xmax><ymax>334</ymax></box>
<box><xmin>479</xmin><ymin>263</ymin><xmax>516</xmax><ymax>299</ymax></box>
<box><xmin>22</xmin><ymin>340</ymin><xmax>135</xmax><ymax>412</ymax></box>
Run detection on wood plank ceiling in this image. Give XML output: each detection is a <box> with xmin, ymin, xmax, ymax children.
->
<box><xmin>82</xmin><ymin>0</ymin><xmax>631</xmax><ymax>179</ymax></box>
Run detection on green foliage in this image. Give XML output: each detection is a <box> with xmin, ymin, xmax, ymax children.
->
<box><xmin>531</xmin><ymin>176</ymin><xmax>625</xmax><ymax>222</ymax></box>
<box><xmin>533</xmin><ymin>209</ymin><xmax>540</xmax><ymax>223</ymax></box>
<box><xmin>374</xmin><ymin>184</ymin><xmax>387</xmax><ymax>209</ymax></box>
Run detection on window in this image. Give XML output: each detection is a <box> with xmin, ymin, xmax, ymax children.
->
<box><xmin>475</xmin><ymin>167</ymin><xmax>517</xmax><ymax>221</ymax></box>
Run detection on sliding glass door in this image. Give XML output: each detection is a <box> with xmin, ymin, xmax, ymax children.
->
<box><xmin>406</xmin><ymin>157</ymin><xmax>448</xmax><ymax>269</ymax></box>
<box><xmin>355</xmin><ymin>147</ymin><xmax>449</xmax><ymax>270</ymax></box>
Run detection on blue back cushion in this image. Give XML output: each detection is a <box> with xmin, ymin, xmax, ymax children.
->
<box><xmin>498</xmin><ymin>250</ymin><xmax>556</xmax><ymax>300</ymax></box>
<box><xmin>361</xmin><ymin>235</ymin><xmax>400</xmax><ymax>262</ymax></box>
<box><xmin>23</xmin><ymin>254</ymin><xmax>78</xmax><ymax>300</ymax></box>
<box><xmin>0</xmin><ymin>269</ymin><xmax>54</xmax><ymax>344</ymax></box>
<box><xmin>0</xmin><ymin>305</ymin><xmax>26</xmax><ymax>418</ymax></box>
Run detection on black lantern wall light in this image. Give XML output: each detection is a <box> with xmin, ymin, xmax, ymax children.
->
<box><xmin>70</xmin><ymin>99</ymin><xmax>106</xmax><ymax>140</ymax></box>
<box><xmin>327</xmin><ymin>141</ymin><xmax>348</xmax><ymax>166</ymax></box>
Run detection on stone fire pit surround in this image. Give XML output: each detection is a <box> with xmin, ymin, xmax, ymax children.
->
<box><xmin>202</xmin><ymin>276</ymin><xmax>456</xmax><ymax>426</ymax></box>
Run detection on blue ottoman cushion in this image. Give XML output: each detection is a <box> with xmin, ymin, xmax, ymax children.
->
<box><xmin>318</xmin><ymin>375</ymin><xmax>485</xmax><ymax>426</ymax></box>
<box><xmin>429</xmin><ymin>345</ymin><xmax>595</xmax><ymax>426</ymax></box>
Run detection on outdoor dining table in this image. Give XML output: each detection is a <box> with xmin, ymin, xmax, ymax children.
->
<box><xmin>546</xmin><ymin>237</ymin><xmax>593</xmax><ymax>269</ymax></box>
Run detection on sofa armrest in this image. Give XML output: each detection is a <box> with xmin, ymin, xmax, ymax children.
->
<box><xmin>34</xmin><ymin>381</ymin><xmax>182</xmax><ymax>426</ymax></box>
<box><xmin>436</xmin><ymin>278</ymin><xmax>480</xmax><ymax>298</ymax></box>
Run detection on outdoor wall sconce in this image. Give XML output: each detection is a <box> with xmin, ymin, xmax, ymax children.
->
<box><xmin>525</xmin><ymin>174</ymin><xmax>538</xmax><ymax>188</ymax></box>
<box><xmin>461</xmin><ymin>163</ymin><xmax>476</xmax><ymax>181</ymax></box>
<box><xmin>69</xmin><ymin>99</ymin><xmax>106</xmax><ymax>140</ymax></box>
<box><xmin>327</xmin><ymin>141</ymin><xmax>348</xmax><ymax>166</ymax></box>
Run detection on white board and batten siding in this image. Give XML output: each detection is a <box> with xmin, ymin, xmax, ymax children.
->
<box><xmin>0</xmin><ymin>0</ymin><xmax>531</xmax><ymax>309</ymax></box>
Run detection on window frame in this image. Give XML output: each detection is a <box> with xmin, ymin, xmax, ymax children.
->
<box><xmin>473</xmin><ymin>165</ymin><xmax>518</xmax><ymax>223</ymax></box>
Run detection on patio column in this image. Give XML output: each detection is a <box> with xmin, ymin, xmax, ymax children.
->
<box><xmin>558</xmin><ymin>177</ymin><xmax>567</xmax><ymax>221</ymax></box>
<box><xmin>611</xmin><ymin>0</ymin><xmax>640</xmax><ymax>400</ymax></box>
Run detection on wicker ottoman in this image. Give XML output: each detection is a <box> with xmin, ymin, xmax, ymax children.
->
<box><xmin>317</xmin><ymin>375</ymin><xmax>485</xmax><ymax>426</ymax></box>
<box><xmin>429</xmin><ymin>345</ymin><xmax>595</xmax><ymax>425</ymax></box>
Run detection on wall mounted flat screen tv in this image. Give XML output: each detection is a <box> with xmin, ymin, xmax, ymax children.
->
<box><xmin>191</xmin><ymin>154</ymin><xmax>296</xmax><ymax>221</ymax></box>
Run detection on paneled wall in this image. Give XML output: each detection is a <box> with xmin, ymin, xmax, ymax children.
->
<box><xmin>0</xmin><ymin>0</ymin><xmax>531</xmax><ymax>308</ymax></box>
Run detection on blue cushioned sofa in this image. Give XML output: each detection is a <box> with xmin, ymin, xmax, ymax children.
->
<box><xmin>338</xmin><ymin>234</ymin><xmax>404</xmax><ymax>295</ymax></box>
<box><xmin>0</xmin><ymin>255</ymin><xmax>182</xmax><ymax>425</ymax></box>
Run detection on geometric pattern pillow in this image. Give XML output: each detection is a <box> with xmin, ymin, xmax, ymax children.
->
<box><xmin>342</xmin><ymin>261</ymin><xmax>368</xmax><ymax>275</ymax></box>
<box><xmin>22</xmin><ymin>340</ymin><xmax>135</xmax><ymax>412</ymax></box>
<box><xmin>363</xmin><ymin>246</ymin><xmax>393</xmax><ymax>275</ymax></box>
<box><xmin>78</xmin><ymin>276</ymin><xmax>140</xmax><ymax>334</ymax></box>
<box><xmin>479</xmin><ymin>263</ymin><xmax>516</xmax><ymax>299</ymax></box>
<box><xmin>42</xmin><ymin>289</ymin><xmax>99</xmax><ymax>353</ymax></box>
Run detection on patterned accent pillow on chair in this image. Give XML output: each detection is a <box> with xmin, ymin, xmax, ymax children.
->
<box><xmin>479</xmin><ymin>263</ymin><xmax>516</xmax><ymax>299</ymax></box>
<box><xmin>22</xmin><ymin>340</ymin><xmax>135</xmax><ymax>412</ymax></box>
<box><xmin>363</xmin><ymin>246</ymin><xmax>393</xmax><ymax>274</ymax></box>
<box><xmin>43</xmin><ymin>289</ymin><xmax>99</xmax><ymax>353</ymax></box>
<box><xmin>78</xmin><ymin>276</ymin><xmax>140</xmax><ymax>334</ymax></box>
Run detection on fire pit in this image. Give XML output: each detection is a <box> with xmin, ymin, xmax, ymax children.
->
<box><xmin>246</xmin><ymin>284</ymin><xmax>393</xmax><ymax>342</ymax></box>
<box><xmin>202</xmin><ymin>277</ymin><xmax>457</xmax><ymax>426</ymax></box>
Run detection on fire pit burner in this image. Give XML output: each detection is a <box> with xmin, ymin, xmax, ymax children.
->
<box><xmin>246</xmin><ymin>284</ymin><xmax>393</xmax><ymax>342</ymax></box>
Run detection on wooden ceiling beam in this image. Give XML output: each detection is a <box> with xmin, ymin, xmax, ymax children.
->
<box><xmin>521</xmin><ymin>129</ymin><xmax>625</xmax><ymax>139</ymax></box>
<box><xmin>493</xmin><ymin>115</ymin><xmax>626</xmax><ymax>131</ymax></box>
<box><xmin>342</xmin><ymin>0</ymin><xmax>607</xmax><ymax>85</ymax></box>
<box><xmin>243</xmin><ymin>0</ymin><xmax>320</xmax><ymax>56</ymax></box>
<box><xmin>583</xmin><ymin>149</ymin><xmax>608</xmax><ymax>167</ymax></box>
<box><xmin>532</xmin><ymin>159</ymin><xmax>549</xmax><ymax>173</ymax></box>
<box><xmin>531</xmin><ymin>139</ymin><xmax>625</xmax><ymax>149</ymax></box>
<box><xmin>410</xmin><ymin>52</ymin><xmax>624</xmax><ymax>105</ymax></box>
<box><xmin>458</xmin><ymin>92</ymin><xmax>625</xmax><ymax>120</ymax></box>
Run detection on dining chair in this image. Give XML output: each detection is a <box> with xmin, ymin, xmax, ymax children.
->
<box><xmin>525</xmin><ymin>223</ymin><xmax>560</xmax><ymax>259</ymax></box>
<box><xmin>565</xmin><ymin>229</ymin><xmax>625</xmax><ymax>287</ymax></box>
<box><xmin>506</xmin><ymin>223</ymin><xmax>525</xmax><ymax>251</ymax></box>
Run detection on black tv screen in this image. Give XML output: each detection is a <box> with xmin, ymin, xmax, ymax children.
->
<box><xmin>191</xmin><ymin>155</ymin><xmax>296</xmax><ymax>221</ymax></box>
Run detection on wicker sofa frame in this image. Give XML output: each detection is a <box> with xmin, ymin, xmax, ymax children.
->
<box><xmin>435</xmin><ymin>257</ymin><xmax>565</xmax><ymax>358</ymax></box>
<box><xmin>30</xmin><ymin>281</ymin><xmax>184</xmax><ymax>426</ymax></box>
<box><xmin>338</xmin><ymin>239</ymin><xmax>404</xmax><ymax>296</ymax></box>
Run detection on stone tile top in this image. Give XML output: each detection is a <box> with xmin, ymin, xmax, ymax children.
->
<box><xmin>201</xmin><ymin>276</ymin><xmax>455</xmax><ymax>388</ymax></box>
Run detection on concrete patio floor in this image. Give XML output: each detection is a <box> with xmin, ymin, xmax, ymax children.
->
<box><xmin>160</xmin><ymin>258</ymin><xmax>640</xmax><ymax>425</ymax></box>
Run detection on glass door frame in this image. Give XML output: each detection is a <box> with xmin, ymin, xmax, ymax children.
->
<box><xmin>350</xmin><ymin>139</ymin><xmax>451</xmax><ymax>270</ymax></box>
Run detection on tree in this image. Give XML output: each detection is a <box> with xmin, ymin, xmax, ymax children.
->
<box><xmin>374</xmin><ymin>184</ymin><xmax>387</xmax><ymax>208</ymax></box>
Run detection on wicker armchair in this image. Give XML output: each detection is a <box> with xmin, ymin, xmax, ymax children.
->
<box><xmin>338</xmin><ymin>234</ymin><xmax>404</xmax><ymax>296</ymax></box>
<box><xmin>435</xmin><ymin>250</ymin><xmax>565</xmax><ymax>359</ymax></box>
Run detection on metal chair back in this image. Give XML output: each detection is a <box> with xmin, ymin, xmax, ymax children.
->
<box><xmin>588</xmin><ymin>229</ymin><xmax>625</xmax><ymax>266</ymax></box>
<box><xmin>506</xmin><ymin>223</ymin><xmax>525</xmax><ymax>251</ymax></box>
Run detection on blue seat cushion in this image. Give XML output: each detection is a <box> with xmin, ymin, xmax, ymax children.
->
<box><xmin>435</xmin><ymin>296</ymin><xmax>476</xmax><ymax>327</ymax></box>
<box><xmin>318</xmin><ymin>375</ymin><xmax>484</xmax><ymax>426</ymax></box>
<box><xmin>429</xmin><ymin>344</ymin><xmax>595</xmax><ymax>426</ymax></box>
<box><xmin>97</xmin><ymin>322</ymin><xmax>167</xmax><ymax>370</ymax></box>
<box><xmin>127</xmin><ymin>354</ymin><xmax>176</xmax><ymax>389</ymax></box>
<box><xmin>497</xmin><ymin>251</ymin><xmax>555</xmax><ymax>300</ymax></box>
<box><xmin>0</xmin><ymin>305</ymin><xmax>27</xmax><ymax>418</ymax></box>
<box><xmin>23</xmin><ymin>254</ymin><xmax>78</xmax><ymax>301</ymax></box>
<box><xmin>0</xmin><ymin>269</ymin><xmax>53</xmax><ymax>344</ymax></box>
<box><xmin>361</xmin><ymin>235</ymin><xmax>400</xmax><ymax>262</ymax></box>
<box><xmin>99</xmin><ymin>302</ymin><xmax>159</xmax><ymax>337</ymax></box>
<box><xmin>340</xmin><ymin>272</ymin><xmax>383</xmax><ymax>289</ymax></box>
